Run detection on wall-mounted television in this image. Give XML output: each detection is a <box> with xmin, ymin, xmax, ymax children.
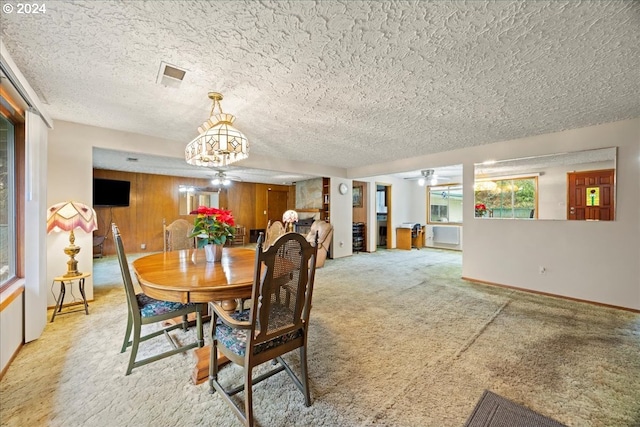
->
<box><xmin>93</xmin><ymin>178</ymin><xmax>131</xmax><ymax>207</ymax></box>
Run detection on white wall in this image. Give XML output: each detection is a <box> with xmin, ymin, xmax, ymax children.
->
<box><xmin>326</xmin><ymin>177</ymin><xmax>353</xmax><ymax>259</ymax></box>
<box><xmin>462</xmin><ymin>119</ymin><xmax>638</xmax><ymax>310</ymax></box>
<box><xmin>351</xmin><ymin>118</ymin><xmax>639</xmax><ymax>310</ymax></box>
<box><xmin>0</xmin><ymin>287</ymin><xmax>23</xmax><ymax>373</ymax></box>
<box><xmin>47</xmin><ymin>124</ymin><xmax>95</xmax><ymax>307</ymax></box>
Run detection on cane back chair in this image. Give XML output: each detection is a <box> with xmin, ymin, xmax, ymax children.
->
<box><xmin>163</xmin><ymin>218</ymin><xmax>195</xmax><ymax>252</ymax></box>
<box><xmin>209</xmin><ymin>231</ymin><xmax>319</xmax><ymax>426</ymax></box>
<box><xmin>264</xmin><ymin>220</ymin><xmax>286</xmax><ymax>249</ymax></box>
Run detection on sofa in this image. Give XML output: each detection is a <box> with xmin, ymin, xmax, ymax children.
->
<box><xmin>305</xmin><ymin>220</ymin><xmax>334</xmax><ymax>268</ymax></box>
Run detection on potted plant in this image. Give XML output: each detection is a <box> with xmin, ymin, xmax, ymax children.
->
<box><xmin>474</xmin><ymin>203</ymin><xmax>488</xmax><ymax>217</ymax></box>
<box><xmin>190</xmin><ymin>206</ymin><xmax>236</xmax><ymax>262</ymax></box>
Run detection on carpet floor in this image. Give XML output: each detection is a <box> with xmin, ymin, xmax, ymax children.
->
<box><xmin>1</xmin><ymin>248</ymin><xmax>639</xmax><ymax>427</ymax></box>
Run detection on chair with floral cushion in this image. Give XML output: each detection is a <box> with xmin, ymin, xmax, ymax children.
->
<box><xmin>208</xmin><ymin>231</ymin><xmax>319</xmax><ymax>427</ymax></box>
<box><xmin>112</xmin><ymin>223</ymin><xmax>204</xmax><ymax>375</ymax></box>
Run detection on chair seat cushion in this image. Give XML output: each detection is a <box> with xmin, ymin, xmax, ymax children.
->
<box><xmin>136</xmin><ymin>293</ymin><xmax>194</xmax><ymax>318</ymax></box>
<box><xmin>216</xmin><ymin>309</ymin><xmax>302</xmax><ymax>357</ymax></box>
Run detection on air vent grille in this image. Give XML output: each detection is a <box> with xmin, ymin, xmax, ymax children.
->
<box><xmin>156</xmin><ymin>61</ymin><xmax>187</xmax><ymax>87</ymax></box>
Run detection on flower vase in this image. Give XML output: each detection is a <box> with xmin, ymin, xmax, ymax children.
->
<box><xmin>204</xmin><ymin>244</ymin><xmax>223</xmax><ymax>263</ymax></box>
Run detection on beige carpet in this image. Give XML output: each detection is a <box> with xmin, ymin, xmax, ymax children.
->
<box><xmin>1</xmin><ymin>249</ymin><xmax>639</xmax><ymax>427</ymax></box>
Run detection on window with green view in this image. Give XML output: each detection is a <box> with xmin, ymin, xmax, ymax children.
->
<box><xmin>474</xmin><ymin>177</ymin><xmax>537</xmax><ymax>219</ymax></box>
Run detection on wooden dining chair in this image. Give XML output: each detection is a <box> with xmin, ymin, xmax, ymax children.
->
<box><xmin>112</xmin><ymin>223</ymin><xmax>204</xmax><ymax>375</ymax></box>
<box><xmin>264</xmin><ymin>220</ymin><xmax>286</xmax><ymax>249</ymax></box>
<box><xmin>209</xmin><ymin>231</ymin><xmax>319</xmax><ymax>427</ymax></box>
<box><xmin>163</xmin><ymin>218</ymin><xmax>195</xmax><ymax>252</ymax></box>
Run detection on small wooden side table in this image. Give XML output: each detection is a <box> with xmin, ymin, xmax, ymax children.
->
<box><xmin>50</xmin><ymin>272</ymin><xmax>91</xmax><ymax>322</ymax></box>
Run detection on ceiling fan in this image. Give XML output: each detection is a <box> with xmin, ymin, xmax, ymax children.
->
<box><xmin>405</xmin><ymin>169</ymin><xmax>450</xmax><ymax>186</ymax></box>
<box><xmin>210</xmin><ymin>170</ymin><xmax>241</xmax><ymax>186</ymax></box>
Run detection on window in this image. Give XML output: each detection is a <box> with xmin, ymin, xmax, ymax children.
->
<box><xmin>0</xmin><ymin>115</ymin><xmax>15</xmax><ymax>286</ymax></box>
<box><xmin>428</xmin><ymin>184</ymin><xmax>463</xmax><ymax>224</ymax></box>
<box><xmin>474</xmin><ymin>177</ymin><xmax>537</xmax><ymax>219</ymax></box>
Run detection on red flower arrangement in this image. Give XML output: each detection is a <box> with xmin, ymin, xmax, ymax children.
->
<box><xmin>475</xmin><ymin>203</ymin><xmax>487</xmax><ymax>217</ymax></box>
<box><xmin>189</xmin><ymin>206</ymin><xmax>236</xmax><ymax>247</ymax></box>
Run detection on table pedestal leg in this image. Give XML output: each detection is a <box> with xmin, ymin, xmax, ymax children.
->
<box><xmin>192</xmin><ymin>346</ymin><xmax>229</xmax><ymax>385</ymax></box>
<box><xmin>191</xmin><ymin>299</ymin><xmax>238</xmax><ymax>385</ymax></box>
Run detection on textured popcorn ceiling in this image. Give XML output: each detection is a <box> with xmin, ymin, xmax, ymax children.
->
<box><xmin>2</xmin><ymin>0</ymin><xmax>639</xmax><ymax>181</ymax></box>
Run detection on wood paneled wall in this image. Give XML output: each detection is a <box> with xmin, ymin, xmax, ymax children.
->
<box><xmin>93</xmin><ymin>169</ymin><xmax>294</xmax><ymax>255</ymax></box>
<box><xmin>353</xmin><ymin>180</ymin><xmax>368</xmax><ymax>224</ymax></box>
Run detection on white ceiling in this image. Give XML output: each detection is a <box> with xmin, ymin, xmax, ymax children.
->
<box><xmin>2</xmin><ymin>1</ymin><xmax>639</xmax><ymax>183</ymax></box>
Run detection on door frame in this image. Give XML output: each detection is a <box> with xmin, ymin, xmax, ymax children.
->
<box><xmin>375</xmin><ymin>182</ymin><xmax>392</xmax><ymax>250</ymax></box>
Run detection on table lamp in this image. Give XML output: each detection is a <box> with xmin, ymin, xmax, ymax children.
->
<box><xmin>47</xmin><ymin>201</ymin><xmax>98</xmax><ymax>277</ymax></box>
<box><xmin>282</xmin><ymin>209</ymin><xmax>298</xmax><ymax>232</ymax></box>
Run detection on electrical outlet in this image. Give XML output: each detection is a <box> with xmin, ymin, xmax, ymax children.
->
<box><xmin>141</xmin><ymin>243</ymin><xmax>146</xmax><ymax>250</ymax></box>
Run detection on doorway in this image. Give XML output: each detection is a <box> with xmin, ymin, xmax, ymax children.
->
<box><xmin>267</xmin><ymin>188</ymin><xmax>288</xmax><ymax>224</ymax></box>
<box><xmin>352</xmin><ymin>180</ymin><xmax>368</xmax><ymax>252</ymax></box>
<box><xmin>376</xmin><ymin>184</ymin><xmax>392</xmax><ymax>249</ymax></box>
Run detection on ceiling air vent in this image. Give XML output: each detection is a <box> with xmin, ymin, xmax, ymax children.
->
<box><xmin>156</xmin><ymin>61</ymin><xmax>187</xmax><ymax>88</ymax></box>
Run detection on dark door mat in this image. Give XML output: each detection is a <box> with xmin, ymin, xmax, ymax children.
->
<box><xmin>464</xmin><ymin>390</ymin><xmax>567</xmax><ymax>427</ymax></box>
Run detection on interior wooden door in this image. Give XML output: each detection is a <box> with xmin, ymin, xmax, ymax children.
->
<box><xmin>567</xmin><ymin>169</ymin><xmax>614</xmax><ymax>220</ymax></box>
<box><xmin>267</xmin><ymin>188</ymin><xmax>288</xmax><ymax>225</ymax></box>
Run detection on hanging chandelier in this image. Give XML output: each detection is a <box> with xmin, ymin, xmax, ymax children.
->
<box><xmin>185</xmin><ymin>92</ymin><xmax>248</xmax><ymax>167</ymax></box>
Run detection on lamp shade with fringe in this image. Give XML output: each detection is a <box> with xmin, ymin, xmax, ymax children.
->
<box><xmin>47</xmin><ymin>201</ymin><xmax>97</xmax><ymax>277</ymax></box>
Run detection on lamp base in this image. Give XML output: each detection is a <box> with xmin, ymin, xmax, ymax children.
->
<box><xmin>63</xmin><ymin>243</ymin><xmax>82</xmax><ymax>277</ymax></box>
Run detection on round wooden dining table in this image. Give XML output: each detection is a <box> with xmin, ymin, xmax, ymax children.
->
<box><xmin>132</xmin><ymin>247</ymin><xmax>256</xmax><ymax>304</ymax></box>
<box><xmin>132</xmin><ymin>247</ymin><xmax>257</xmax><ymax>384</ymax></box>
